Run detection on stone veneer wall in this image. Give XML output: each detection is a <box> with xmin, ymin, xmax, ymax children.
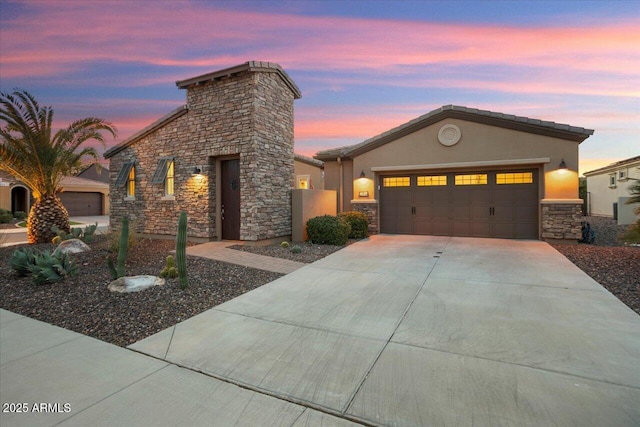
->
<box><xmin>352</xmin><ymin>201</ymin><xmax>379</xmax><ymax>234</ymax></box>
<box><xmin>541</xmin><ymin>201</ymin><xmax>582</xmax><ymax>240</ymax></box>
<box><xmin>109</xmin><ymin>70</ymin><xmax>295</xmax><ymax>240</ymax></box>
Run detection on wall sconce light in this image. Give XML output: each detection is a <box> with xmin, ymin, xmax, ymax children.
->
<box><xmin>360</xmin><ymin>170</ymin><xmax>366</xmax><ymax>179</ymax></box>
<box><xmin>192</xmin><ymin>166</ymin><xmax>202</xmax><ymax>175</ymax></box>
<box><xmin>558</xmin><ymin>159</ymin><xmax>567</xmax><ymax>172</ymax></box>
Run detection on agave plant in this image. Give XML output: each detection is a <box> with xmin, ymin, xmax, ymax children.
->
<box><xmin>0</xmin><ymin>90</ymin><xmax>116</xmax><ymax>243</ymax></box>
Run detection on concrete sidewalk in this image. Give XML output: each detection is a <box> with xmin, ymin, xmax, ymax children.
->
<box><xmin>1</xmin><ymin>235</ymin><xmax>639</xmax><ymax>426</ymax></box>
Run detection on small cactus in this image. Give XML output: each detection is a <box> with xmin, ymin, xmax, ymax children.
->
<box><xmin>176</xmin><ymin>211</ymin><xmax>188</xmax><ymax>288</ymax></box>
<box><xmin>160</xmin><ymin>255</ymin><xmax>179</xmax><ymax>278</ymax></box>
<box><xmin>280</xmin><ymin>241</ymin><xmax>290</xmax><ymax>248</ymax></box>
<box><xmin>290</xmin><ymin>245</ymin><xmax>302</xmax><ymax>254</ymax></box>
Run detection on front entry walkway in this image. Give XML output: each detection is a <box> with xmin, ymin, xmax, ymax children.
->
<box><xmin>2</xmin><ymin>235</ymin><xmax>639</xmax><ymax>426</ymax></box>
<box><xmin>186</xmin><ymin>241</ymin><xmax>305</xmax><ymax>274</ymax></box>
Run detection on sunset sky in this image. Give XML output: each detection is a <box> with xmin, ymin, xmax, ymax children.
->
<box><xmin>1</xmin><ymin>0</ymin><xmax>638</xmax><ymax>175</ymax></box>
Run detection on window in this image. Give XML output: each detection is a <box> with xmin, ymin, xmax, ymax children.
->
<box><xmin>455</xmin><ymin>174</ymin><xmax>487</xmax><ymax>185</ymax></box>
<box><xmin>151</xmin><ymin>157</ymin><xmax>175</xmax><ymax>197</ymax></box>
<box><xmin>297</xmin><ymin>175</ymin><xmax>310</xmax><ymax>189</ymax></box>
<box><xmin>417</xmin><ymin>175</ymin><xmax>447</xmax><ymax>186</ymax></box>
<box><xmin>618</xmin><ymin>169</ymin><xmax>627</xmax><ymax>180</ymax></box>
<box><xmin>496</xmin><ymin>172</ymin><xmax>533</xmax><ymax>184</ymax></box>
<box><xmin>115</xmin><ymin>161</ymin><xmax>135</xmax><ymax>197</ymax></box>
<box><xmin>609</xmin><ymin>174</ymin><xmax>616</xmax><ymax>188</ymax></box>
<box><xmin>165</xmin><ymin>161</ymin><xmax>174</xmax><ymax>196</ymax></box>
<box><xmin>127</xmin><ymin>165</ymin><xmax>136</xmax><ymax>197</ymax></box>
<box><xmin>382</xmin><ymin>177</ymin><xmax>410</xmax><ymax>187</ymax></box>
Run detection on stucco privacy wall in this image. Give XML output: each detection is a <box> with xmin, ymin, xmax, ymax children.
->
<box><xmin>106</xmin><ymin>62</ymin><xmax>299</xmax><ymax>240</ymax></box>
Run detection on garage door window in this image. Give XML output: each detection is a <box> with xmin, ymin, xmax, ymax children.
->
<box><xmin>383</xmin><ymin>177</ymin><xmax>410</xmax><ymax>187</ymax></box>
<box><xmin>417</xmin><ymin>175</ymin><xmax>447</xmax><ymax>186</ymax></box>
<box><xmin>455</xmin><ymin>174</ymin><xmax>487</xmax><ymax>185</ymax></box>
<box><xmin>496</xmin><ymin>172</ymin><xmax>533</xmax><ymax>184</ymax></box>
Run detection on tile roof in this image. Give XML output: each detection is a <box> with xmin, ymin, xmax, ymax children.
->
<box><xmin>315</xmin><ymin>105</ymin><xmax>595</xmax><ymax>160</ymax></box>
<box><xmin>583</xmin><ymin>155</ymin><xmax>640</xmax><ymax>176</ymax></box>
<box><xmin>294</xmin><ymin>153</ymin><xmax>324</xmax><ymax>168</ymax></box>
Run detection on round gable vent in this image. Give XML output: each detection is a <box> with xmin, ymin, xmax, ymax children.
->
<box><xmin>438</xmin><ymin>124</ymin><xmax>461</xmax><ymax>146</ymax></box>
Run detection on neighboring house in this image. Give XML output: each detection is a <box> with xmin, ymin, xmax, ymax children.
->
<box><xmin>104</xmin><ymin>61</ymin><xmax>302</xmax><ymax>241</ymax></box>
<box><xmin>58</xmin><ymin>176</ymin><xmax>109</xmax><ymax>216</ymax></box>
<box><xmin>294</xmin><ymin>154</ymin><xmax>324</xmax><ymax>190</ymax></box>
<box><xmin>316</xmin><ymin>105</ymin><xmax>594</xmax><ymax>241</ymax></box>
<box><xmin>583</xmin><ymin>155</ymin><xmax>640</xmax><ymax>225</ymax></box>
<box><xmin>0</xmin><ymin>170</ymin><xmax>30</xmax><ymax>215</ymax></box>
<box><xmin>0</xmin><ymin>171</ymin><xmax>108</xmax><ymax>216</ymax></box>
<box><xmin>77</xmin><ymin>163</ymin><xmax>110</xmax><ymax>184</ymax></box>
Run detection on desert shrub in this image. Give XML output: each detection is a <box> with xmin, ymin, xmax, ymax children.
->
<box><xmin>280</xmin><ymin>241</ymin><xmax>290</xmax><ymax>248</ymax></box>
<box><xmin>0</xmin><ymin>209</ymin><xmax>12</xmax><ymax>224</ymax></box>
<box><xmin>338</xmin><ymin>211</ymin><xmax>369</xmax><ymax>239</ymax></box>
<box><xmin>13</xmin><ymin>211</ymin><xmax>27</xmax><ymax>220</ymax></box>
<box><xmin>620</xmin><ymin>219</ymin><xmax>640</xmax><ymax>244</ymax></box>
<box><xmin>108</xmin><ymin>220</ymin><xmax>137</xmax><ymax>253</ymax></box>
<box><xmin>306</xmin><ymin>215</ymin><xmax>350</xmax><ymax>246</ymax></box>
<box><xmin>290</xmin><ymin>245</ymin><xmax>302</xmax><ymax>254</ymax></box>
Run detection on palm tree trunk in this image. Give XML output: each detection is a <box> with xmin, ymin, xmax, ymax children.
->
<box><xmin>27</xmin><ymin>194</ymin><xmax>70</xmax><ymax>244</ymax></box>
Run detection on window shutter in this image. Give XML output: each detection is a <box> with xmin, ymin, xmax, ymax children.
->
<box><xmin>115</xmin><ymin>161</ymin><xmax>134</xmax><ymax>187</ymax></box>
<box><xmin>151</xmin><ymin>157</ymin><xmax>173</xmax><ymax>184</ymax></box>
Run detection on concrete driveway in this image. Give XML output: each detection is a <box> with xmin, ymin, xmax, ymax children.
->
<box><xmin>130</xmin><ymin>235</ymin><xmax>640</xmax><ymax>426</ymax></box>
<box><xmin>2</xmin><ymin>235</ymin><xmax>639</xmax><ymax>426</ymax></box>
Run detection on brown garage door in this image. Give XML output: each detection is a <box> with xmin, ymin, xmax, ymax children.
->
<box><xmin>59</xmin><ymin>192</ymin><xmax>102</xmax><ymax>216</ymax></box>
<box><xmin>380</xmin><ymin>170</ymin><xmax>538</xmax><ymax>239</ymax></box>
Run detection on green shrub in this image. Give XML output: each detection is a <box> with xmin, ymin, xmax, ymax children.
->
<box><xmin>13</xmin><ymin>211</ymin><xmax>27</xmax><ymax>221</ymax></box>
<box><xmin>290</xmin><ymin>245</ymin><xmax>302</xmax><ymax>254</ymax></box>
<box><xmin>280</xmin><ymin>241</ymin><xmax>290</xmax><ymax>248</ymax></box>
<box><xmin>306</xmin><ymin>215</ymin><xmax>350</xmax><ymax>246</ymax></box>
<box><xmin>0</xmin><ymin>209</ymin><xmax>12</xmax><ymax>224</ymax></box>
<box><xmin>338</xmin><ymin>211</ymin><xmax>369</xmax><ymax>239</ymax></box>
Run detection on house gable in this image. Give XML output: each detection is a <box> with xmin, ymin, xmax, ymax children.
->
<box><xmin>316</xmin><ymin>105</ymin><xmax>594</xmax><ymax>161</ymax></box>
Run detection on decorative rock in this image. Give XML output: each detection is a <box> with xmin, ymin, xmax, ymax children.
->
<box><xmin>108</xmin><ymin>275</ymin><xmax>165</xmax><ymax>293</ymax></box>
<box><xmin>54</xmin><ymin>238</ymin><xmax>91</xmax><ymax>255</ymax></box>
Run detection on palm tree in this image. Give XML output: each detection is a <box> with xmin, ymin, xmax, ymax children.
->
<box><xmin>0</xmin><ymin>90</ymin><xmax>117</xmax><ymax>243</ymax></box>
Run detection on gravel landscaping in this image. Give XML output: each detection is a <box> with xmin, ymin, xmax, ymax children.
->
<box><xmin>228</xmin><ymin>241</ymin><xmax>347</xmax><ymax>263</ymax></box>
<box><xmin>0</xmin><ymin>235</ymin><xmax>282</xmax><ymax>347</ymax></box>
<box><xmin>552</xmin><ymin>216</ymin><xmax>639</xmax><ymax>315</ymax></box>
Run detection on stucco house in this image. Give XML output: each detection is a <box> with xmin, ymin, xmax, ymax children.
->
<box><xmin>0</xmin><ymin>171</ymin><xmax>108</xmax><ymax>217</ymax></box>
<box><xmin>104</xmin><ymin>61</ymin><xmax>307</xmax><ymax>241</ymax></box>
<box><xmin>583</xmin><ymin>155</ymin><xmax>640</xmax><ymax>225</ymax></box>
<box><xmin>316</xmin><ymin>105</ymin><xmax>594</xmax><ymax>240</ymax></box>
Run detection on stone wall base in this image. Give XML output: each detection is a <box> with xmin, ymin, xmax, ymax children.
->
<box><xmin>541</xmin><ymin>200</ymin><xmax>582</xmax><ymax>241</ymax></box>
<box><xmin>352</xmin><ymin>201</ymin><xmax>379</xmax><ymax>234</ymax></box>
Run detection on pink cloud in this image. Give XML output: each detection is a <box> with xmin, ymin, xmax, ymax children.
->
<box><xmin>2</xmin><ymin>1</ymin><xmax>638</xmax><ymax>99</ymax></box>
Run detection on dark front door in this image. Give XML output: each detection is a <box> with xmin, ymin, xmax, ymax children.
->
<box><xmin>221</xmin><ymin>159</ymin><xmax>240</xmax><ymax>240</ymax></box>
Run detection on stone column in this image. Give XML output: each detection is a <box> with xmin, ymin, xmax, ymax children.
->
<box><xmin>541</xmin><ymin>199</ymin><xmax>582</xmax><ymax>241</ymax></box>
<box><xmin>352</xmin><ymin>200</ymin><xmax>379</xmax><ymax>234</ymax></box>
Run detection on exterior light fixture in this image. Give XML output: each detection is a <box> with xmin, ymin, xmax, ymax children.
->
<box><xmin>558</xmin><ymin>159</ymin><xmax>567</xmax><ymax>171</ymax></box>
<box><xmin>192</xmin><ymin>166</ymin><xmax>202</xmax><ymax>175</ymax></box>
<box><xmin>360</xmin><ymin>170</ymin><xmax>366</xmax><ymax>178</ymax></box>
